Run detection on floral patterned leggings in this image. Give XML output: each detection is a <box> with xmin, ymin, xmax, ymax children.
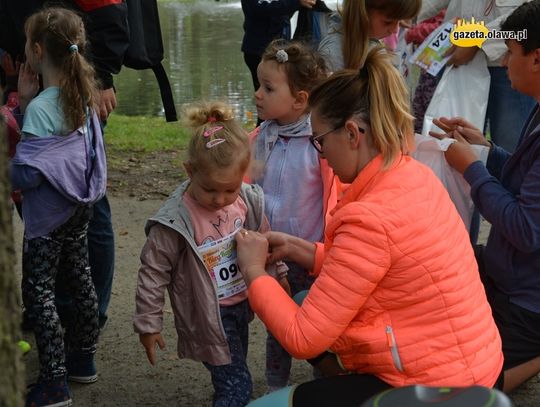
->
<box><xmin>22</xmin><ymin>205</ymin><xmax>99</xmax><ymax>381</ymax></box>
<box><xmin>203</xmin><ymin>300</ymin><xmax>253</xmax><ymax>407</ymax></box>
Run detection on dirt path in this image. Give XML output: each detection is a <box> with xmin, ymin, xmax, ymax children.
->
<box><xmin>14</xmin><ymin>193</ymin><xmax>313</xmax><ymax>406</ymax></box>
<box><xmin>14</xmin><ymin>186</ymin><xmax>540</xmax><ymax>406</ymax></box>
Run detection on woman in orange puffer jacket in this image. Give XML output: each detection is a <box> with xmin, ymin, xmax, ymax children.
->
<box><xmin>236</xmin><ymin>47</ymin><xmax>504</xmax><ymax>407</ymax></box>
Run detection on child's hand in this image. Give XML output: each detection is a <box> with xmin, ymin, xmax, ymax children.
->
<box><xmin>279</xmin><ymin>277</ymin><xmax>292</xmax><ymax>297</ymax></box>
<box><xmin>17</xmin><ymin>63</ymin><xmax>39</xmax><ymax>113</ymax></box>
<box><xmin>139</xmin><ymin>333</ymin><xmax>166</xmax><ymax>365</ymax></box>
<box><xmin>1</xmin><ymin>51</ymin><xmax>17</xmax><ymax>76</ymax></box>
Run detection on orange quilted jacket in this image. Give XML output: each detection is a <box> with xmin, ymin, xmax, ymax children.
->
<box><xmin>249</xmin><ymin>154</ymin><xmax>503</xmax><ymax>387</ymax></box>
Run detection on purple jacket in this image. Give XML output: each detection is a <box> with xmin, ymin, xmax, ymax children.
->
<box><xmin>10</xmin><ymin>113</ymin><xmax>107</xmax><ymax>239</ymax></box>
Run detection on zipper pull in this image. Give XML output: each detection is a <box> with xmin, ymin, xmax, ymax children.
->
<box><xmin>386</xmin><ymin>326</ymin><xmax>394</xmax><ymax>347</ymax></box>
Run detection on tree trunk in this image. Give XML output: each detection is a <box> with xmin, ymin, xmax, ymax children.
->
<box><xmin>0</xmin><ymin>113</ymin><xmax>24</xmax><ymax>405</ymax></box>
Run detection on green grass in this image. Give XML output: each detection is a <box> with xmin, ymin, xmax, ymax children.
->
<box><xmin>105</xmin><ymin>114</ymin><xmax>190</xmax><ymax>152</ymax></box>
<box><xmin>158</xmin><ymin>0</ymin><xmax>200</xmax><ymax>4</ymax></box>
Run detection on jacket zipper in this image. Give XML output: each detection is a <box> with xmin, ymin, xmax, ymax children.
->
<box><xmin>386</xmin><ymin>325</ymin><xmax>404</xmax><ymax>372</ymax></box>
<box><xmin>183</xmin><ymin>232</ymin><xmax>227</xmax><ymax>341</ymax></box>
<box><xmin>268</xmin><ymin>139</ymin><xmax>288</xmax><ymax>223</ymax></box>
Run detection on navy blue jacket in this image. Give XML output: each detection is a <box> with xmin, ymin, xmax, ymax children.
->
<box><xmin>0</xmin><ymin>0</ymin><xmax>129</xmax><ymax>89</ymax></box>
<box><xmin>464</xmin><ymin>105</ymin><xmax>540</xmax><ymax>313</ymax></box>
<box><xmin>241</xmin><ymin>0</ymin><xmax>300</xmax><ymax>56</ymax></box>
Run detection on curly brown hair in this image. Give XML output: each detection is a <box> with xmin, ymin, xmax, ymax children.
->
<box><xmin>261</xmin><ymin>39</ymin><xmax>329</xmax><ymax>95</ymax></box>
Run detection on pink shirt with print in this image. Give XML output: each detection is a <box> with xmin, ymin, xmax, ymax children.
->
<box><xmin>183</xmin><ymin>191</ymin><xmax>248</xmax><ymax>306</ymax></box>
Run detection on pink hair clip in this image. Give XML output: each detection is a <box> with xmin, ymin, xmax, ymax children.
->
<box><xmin>203</xmin><ymin>125</ymin><xmax>224</xmax><ymax>138</ymax></box>
<box><xmin>206</xmin><ymin>138</ymin><xmax>226</xmax><ymax>149</ymax></box>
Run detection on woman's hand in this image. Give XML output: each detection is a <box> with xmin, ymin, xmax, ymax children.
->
<box><xmin>265</xmin><ymin>231</ymin><xmax>317</xmax><ymax>270</ymax></box>
<box><xmin>264</xmin><ymin>231</ymin><xmax>290</xmax><ymax>264</ymax></box>
<box><xmin>430</xmin><ymin>116</ymin><xmax>489</xmax><ymax>147</ymax></box>
<box><xmin>98</xmin><ymin>87</ymin><xmax>117</xmax><ymax>121</ymax></box>
<box><xmin>236</xmin><ymin>229</ymin><xmax>269</xmax><ymax>286</ymax></box>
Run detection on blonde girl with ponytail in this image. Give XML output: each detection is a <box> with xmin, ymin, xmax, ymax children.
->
<box><xmin>236</xmin><ymin>48</ymin><xmax>504</xmax><ymax>406</ymax></box>
<box><xmin>319</xmin><ymin>0</ymin><xmax>421</xmax><ymax>71</ymax></box>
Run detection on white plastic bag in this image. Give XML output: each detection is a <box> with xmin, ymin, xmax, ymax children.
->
<box><xmin>412</xmin><ymin>134</ymin><xmax>489</xmax><ymax>231</ymax></box>
<box><xmin>422</xmin><ymin>51</ymin><xmax>490</xmax><ymax>137</ymax></box>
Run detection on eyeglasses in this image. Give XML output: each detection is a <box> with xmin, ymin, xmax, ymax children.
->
<box><xmin>309</xmin><ymin>127</ymin><xmax>342</xmax><ymax>153</ymax></box>
<box><xmin>309</xmin><ymin>125</ymin><xmax>365</xmax><ymax>153</ymax></box>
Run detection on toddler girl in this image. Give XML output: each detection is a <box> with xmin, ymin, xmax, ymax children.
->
<box><xmin>249</xmin><ymin>39</ymin><xmax>336</xmax><ymax>392</ymax></box>
<box><xmin>134</xmin><ymin>101</ymin><xmax>288</xmax><ymax>407</ymax></box>
<box><xmin>10</xmin><ymin>8</ymin><xmax>106</xmax><ymax>406</ymax></box>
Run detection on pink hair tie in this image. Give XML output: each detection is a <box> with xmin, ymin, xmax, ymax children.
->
<box><xmin>208</xmin><ymin>116</ymin><xmax>217</xmax><ymax>123</ymax></box>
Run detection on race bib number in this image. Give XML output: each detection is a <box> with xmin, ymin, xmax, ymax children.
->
<box><xmin>197</xmin><ymin>229</ymin><xmax>247</xmax><ymax>299</ymax></box>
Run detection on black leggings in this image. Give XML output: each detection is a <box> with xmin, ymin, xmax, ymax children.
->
<box><xmin>292</xmin><ymin>374</ymin><xmax>392</xmax><ymax>407</ymax></box>
<box><xmin>243</xmin><ymin>52</ymin><xmax>261</xmax><ymax>92</ymax></box>
<box><xmin>243</xmin><ymin>52</ymin><xmax>263</xmax><ymax>126</ymax></box>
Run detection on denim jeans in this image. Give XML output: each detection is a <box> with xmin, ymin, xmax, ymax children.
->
<box><xmin>266</xmin><ymin>263</ymin><xmax>314</xmax><ymax>388</ymax></box>
<box><xmin>56</xmin><ymin>195</ymin><xmax>115</xmax><ymax>329</ymax></box>
<box><xmin>87</xmin><ymin>195</ymin><xmax>115</xmax><ymax>328</ymax></box>
<box><xmin>486</xmin><ymin>67</ymin><xmax>535</xmax><ymax>153</ymax></box>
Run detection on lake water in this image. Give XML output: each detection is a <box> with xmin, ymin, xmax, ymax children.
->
<box><xmin>115</xmin><ymin>0</ymin><xmax>339</xmax><ymax>121</ymax></box>
<box><xmin>115</xmin><ymin>0</ymin><xmax>256</xmax><ymax>121</ymax></box>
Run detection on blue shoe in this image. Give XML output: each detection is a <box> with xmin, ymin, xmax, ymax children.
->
<box><xmin>25</xmin><ymin>376</ymin><xmax>72</xmax><ymax>407</ymax></box>
<box><xmin>66</xmin><ymin>350</ymin><xmax>98</xmax><ymax>384</ymax></box>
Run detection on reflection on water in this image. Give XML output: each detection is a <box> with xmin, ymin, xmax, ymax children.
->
<box><xmin>115</xmin><ymin>0</ymin><xmax>255</xmax><ymax>121</ymax></box>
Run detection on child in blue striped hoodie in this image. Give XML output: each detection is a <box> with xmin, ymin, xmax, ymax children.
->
<box><xmin>248</xmin><ymin>39</ymin><xmax>337</xmax><ymax>393</ymax></box>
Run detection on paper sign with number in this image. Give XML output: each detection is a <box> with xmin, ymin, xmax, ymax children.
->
<box><xmin>409</xmin><ymin>21</ymin><xmax>454</xmax><ymax>76</ymax></box>
<box><xmin>197</xmin><ymin>229</ymin><xmax>247</xmax><ymax>299</ymax></box>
